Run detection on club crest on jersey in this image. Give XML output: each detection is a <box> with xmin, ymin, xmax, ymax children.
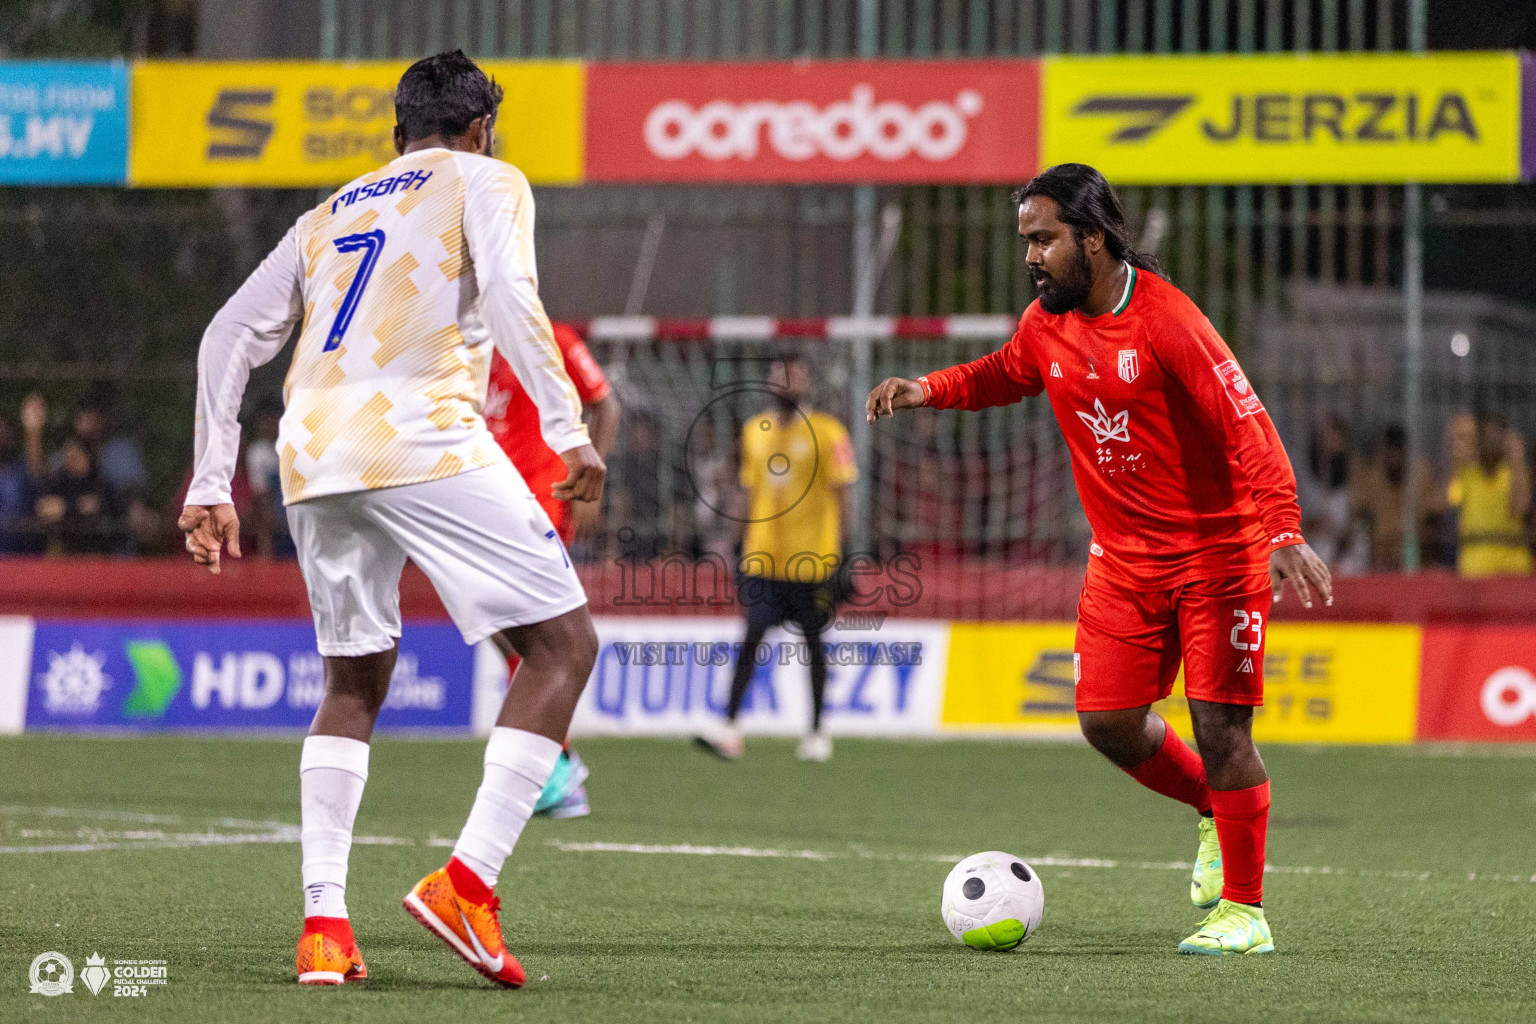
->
<box><xmin>1213</xmin><ymin>359</ymin><xmax>1264</xmax><ymax>418</ymax></box>
<box><xmin>1117</xmin><ymin>349</ymin><xmax>1139</xmax><ymax>384</ymax></box>
<box><xmin>1076</xmin><ymin>398</ymin><xmax>1130</xmax><ymax>444</ymax></box>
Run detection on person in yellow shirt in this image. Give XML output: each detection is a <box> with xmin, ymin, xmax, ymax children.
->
<box><xmin>696</xmin><ymin>354</ymin><xmax>858</xmax><ymax>763</ymax></box>
<box><xmin>1449</xmin><ymin>412</ymin><xmax>1532</xmax><ymax>577</ymax></box>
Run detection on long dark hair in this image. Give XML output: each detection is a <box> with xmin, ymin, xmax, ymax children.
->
<box><xmin>1013</xmin><ymin>164</ymin><xmax>1165</xmax><ymax>277</ymax></box>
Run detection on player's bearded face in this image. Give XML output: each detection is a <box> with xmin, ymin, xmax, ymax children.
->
<box><xmin>1029</xmin><ymin>233</ymin><xmax>1093</xmax><ymax>315</ymax></box>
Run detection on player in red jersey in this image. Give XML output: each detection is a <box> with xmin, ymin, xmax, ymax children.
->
<box><xmin>867</xmin><ymin>164</ymin><xmax>1332</xmax><ymax>956</ymax></box>
<box><xmin>484</xmin><ymin>321</ymin><xmax>621</xmax><ymax>818</ymax></box>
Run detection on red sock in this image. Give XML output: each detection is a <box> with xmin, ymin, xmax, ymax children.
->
<box><xmin>1121</xmin><ymin>718</ymin><xmax>1213</xmax><ymax>814</ymax></box>
<box><xmin>1209</xmin><ymin>780</ymin><xmax>1271</xmax><ymax>904</ymax></box>
<box><xmin>302</xmin><ymin>915</ymin><xmax>355</xmax><ymax>946</ymax></box>
<box><xmin>447</xmin><ymin>855</ymin><xmax>495</xmax><ymax>905</ymax></box>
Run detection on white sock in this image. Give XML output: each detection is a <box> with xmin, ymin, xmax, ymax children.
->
<box><xmin>300</xmin><ymin>735</ymin><xmax>370</xmax><ymax>919</ymax></box>
<box><xmin>452</xmin><ymin>728</ymin><xmax>562</xmax><ymax>890</ymax></box>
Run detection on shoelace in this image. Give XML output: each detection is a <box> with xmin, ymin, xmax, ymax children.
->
<box><xmin>1195</xmin><ymin>904</ymin><xmax>1225</xmax><ymax>931</ymax></box>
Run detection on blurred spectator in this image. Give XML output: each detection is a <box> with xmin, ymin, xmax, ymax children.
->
<box><xmin>0</xmin><ymin>417</ymin><xmax>35</xmax><ymax>552</ymax></box>
<box><xmin>611</xmin><ymin>411</ymin><xmax>664</xmax><ymax>559</ymax></box>
<box><xmin>244</xmin><ymin>399</ymin><xmax>291</xmax><ymax>558</ymax></box>
<box><xmin>20</xmin><ymin>392</ymin><xmax>48</xmax><ymax>482</ymax></box>
<box><xmin>1348</xmin><ymin>425</ymin><xmax>1441</xmax><ymax>572</ymax></box>
<box><xmin>1447</xmin><ymin>410</ymin><xmax>1478</xmax><ymax>469</ymax></box>
<box><xmin>688</xmin><ymin>422</ymin><xmax>738</xmax><ymax>563</ymax></box>
<box><xmin>36</xmin><ymin>436</ymin><xmax>121</xmax><ymax>555</ymax></box>
<box><xmin>1296</xmin><ymin>415</ymin><xmax>1354</xmax><ymax>565</ymax></box>
<box><xmin>58</xmin><ymin>389</ymin><xmax>147</xmax><ymax>495</ymax></box>
<box><xmin>1448</xmin><ymin>412</ymin><xmax>1532</xmax><ymax>577</ymax></box>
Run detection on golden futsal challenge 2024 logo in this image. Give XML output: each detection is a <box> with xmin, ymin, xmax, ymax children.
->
<box><xmin>28</xmin><ymin>950</ymin><xmax>167</xmax><ymax>998</ymax></box>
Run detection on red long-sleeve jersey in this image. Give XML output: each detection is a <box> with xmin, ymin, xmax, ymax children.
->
<box><xmin>920</xmin><ymin>267</ymin><xmax>1303</xmax><ymax>590</ymax></box>
<box><xmin>484</xmin><ymin>322</ymin><xmax>611</xmax><ymax>509</ymax></box>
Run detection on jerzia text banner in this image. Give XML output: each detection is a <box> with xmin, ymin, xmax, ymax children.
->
<box><xmin>1043</xmin><ymin>52</ymin><xmax>1521</xmax><ymax>184</ymax></box>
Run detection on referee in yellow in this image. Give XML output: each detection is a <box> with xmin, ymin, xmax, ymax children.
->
<box><xmin>697</xmin><ymin>354</ymin><xmax>858</xmax><ymax>762</ymax></box>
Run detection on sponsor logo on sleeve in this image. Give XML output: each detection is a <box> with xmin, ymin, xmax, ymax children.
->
<box><xmin>1213</xmin><ymin>359</ymin><xmax>1264</xmax><ymax>418</ymax></box>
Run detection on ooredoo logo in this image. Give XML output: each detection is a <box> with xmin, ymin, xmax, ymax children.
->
<box><xmin>1480</xmin><ymin>666</ymin><xmax>1536</xmax><ymax>727</ymax></box>
<box><xmin>643</xmin><ymin>85</ymin><xmax>985</xmax><ymax>164</ymax></box>
<box><xmin>587</xmin><ymin>60</ymin><xmax>1039</xmax><ymax>183</ymax></box>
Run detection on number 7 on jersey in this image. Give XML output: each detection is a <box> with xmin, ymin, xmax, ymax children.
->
<box><xmin>323</xmin><ymin>229</ymin><xmax>387</xmax><ymax>352</ymax></box>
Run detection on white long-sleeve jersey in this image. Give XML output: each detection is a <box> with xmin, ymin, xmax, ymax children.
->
<box><xmin>188</xmin><ymin>147</ymin><xmax>588</xmax><ymax>507</ymax></box>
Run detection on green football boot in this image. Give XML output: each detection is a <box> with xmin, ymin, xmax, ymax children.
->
<box><xmin>1191</xmin><ymin>815</ymin><xmax>1223</xmax><ymax>909</ymax></box>
<box><xmin>1178</xmin><ymin>899</ymin><xmax>1275</xmax><ymax>956</ymax></box>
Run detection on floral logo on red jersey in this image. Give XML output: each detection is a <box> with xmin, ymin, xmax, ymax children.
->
<box><xmin>1076</xmin><ymin>399</ymin><xmax>1130</xmax><ymax>444</ymax></box>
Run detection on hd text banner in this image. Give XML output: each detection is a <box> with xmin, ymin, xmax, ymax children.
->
<box><xmin>1</xmin><ymin>53</ymin><xmax>1534</xmax><ymax>186</ymax></box>
<box><xmin>5</xmin><ymin>615</ymin><xmax>1536</xmax><ymax>743</ymax></box>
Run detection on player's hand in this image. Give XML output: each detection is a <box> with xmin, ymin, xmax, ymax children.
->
<box><xmin>178</xmin><ymin>503</ymin><xmax>242</xmax><ymax>575</ymax></box>
<box><xmin>553</xmin><ymin>444</ymin><xmax>605</xmax><ymax>502</ymax></box>
<box><xmin>1270</xmin><ymin>542</ymin><xmax>1332</xmax><ymax>609</ymax></box>
<box><xmin>865</xmin><ymin>377</ymin><xmax>926</xmax><ymax>422</ymax></box>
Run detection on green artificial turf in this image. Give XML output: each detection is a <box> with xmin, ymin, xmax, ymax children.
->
<box><xmin>1</xmin><ymin>735</ymin><xmax>1532</xmax><ymax>1023</ymax></box>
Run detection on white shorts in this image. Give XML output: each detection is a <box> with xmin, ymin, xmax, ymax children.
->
<box><xmin>286</xmin><ymin>462</ymin><xmax>587</xmax><ymax>657</ymax></box>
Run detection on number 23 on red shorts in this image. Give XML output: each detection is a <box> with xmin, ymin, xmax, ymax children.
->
<box><xmin>1073</xmin><ymin>571</ymin><xmax>1271</xmax><ymax>712</ymax></box>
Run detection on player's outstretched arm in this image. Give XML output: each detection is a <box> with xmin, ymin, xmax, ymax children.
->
<box><xmin>865</xmin><ymin>377</ymin><xmax>927</xmax><ymax>422</ymax></box>
<box><xmin>184</xmin><ymin>224</ymin><xmax>303</xmax><ymax>573</ymax></box>
<box><xmin>1269</xmin><ymin>542</ymin><xmax>1333</xmax><ymax>609</ymax></box>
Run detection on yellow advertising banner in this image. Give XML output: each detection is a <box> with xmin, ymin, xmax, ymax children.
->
<box><xmin>1042</xmin><ymin>52</ymin><xmax>1520</xmax><ymax>184</ymax></box>
<box><xmin>942</xmin><ymin>622</ymin><xmax>1421</xmax><ymax>744</ymax></box>
<box><xmin>129</xmin><ymin>60</ymin><xmax>584</xmax><ymax>187</ymax></box>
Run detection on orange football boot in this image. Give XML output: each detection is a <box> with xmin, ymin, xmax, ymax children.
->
<box><xmin>296</xmin><ymin>916</ymin><xmax>367</xmax><ymax>985</ymax></box>
<box><xmin>403</xmin><ymin>857</ymin><xmax>526</xmax><ymax>988</ymax></box>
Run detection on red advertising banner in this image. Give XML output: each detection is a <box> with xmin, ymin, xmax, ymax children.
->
<box><xmin>585</xmin><ymin>60</ymin><xmax>1039</xmax><ymax>184</ymax></box>
<box><xmin>1418</xmin><ymin>626</ymin><xmax>1536</xmax><ymax>741</ymax></box>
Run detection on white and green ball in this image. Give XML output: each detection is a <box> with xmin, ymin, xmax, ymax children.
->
<box><xmin>941</xmin><ymin>851</ymin><xmax>1044</xmax><ymax>950</ymax></box>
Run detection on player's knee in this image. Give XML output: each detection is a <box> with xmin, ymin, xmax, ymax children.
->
<box><xmin>1077</xmin><ymin>712</ymin><xmax>1145</xmax><ymax>764</ymax></box>
<box><xmin>512</xmin><ymin>612</ymin><xmax>597</xmax><ymax>685</ymax></box>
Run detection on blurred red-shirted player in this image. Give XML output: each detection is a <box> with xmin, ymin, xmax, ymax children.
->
<box><xmin>867</xmin><ymin>164</ymin><xmax>1332</xmax><ymax>957</ymax></box>
<box><xmin>484</xmin><ymin>321</ymin><xmax>621</xmax><ymax>819</ymax></box>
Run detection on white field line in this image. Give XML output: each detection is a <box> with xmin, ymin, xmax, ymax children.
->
<box><xmin>544</xmin><ymin>840</ymin><xmax>1536</xmax><ymax>886</ymax></box>
<box><xmin>2</xmin><ymin>806</ymin><xmax>1533</xmax><ymax>885</ymax></box>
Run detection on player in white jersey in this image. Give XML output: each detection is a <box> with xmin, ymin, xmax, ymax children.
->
<box><xmin>179</xmin><ymin>52</ymin><xmax>602</xmax><ymax>989</ymax></box>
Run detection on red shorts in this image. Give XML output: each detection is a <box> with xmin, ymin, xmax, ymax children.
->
<box><xmin>1073</xmin><ymin>570</ymin><xmax>1271</xmax><ymax>712</ymax></box>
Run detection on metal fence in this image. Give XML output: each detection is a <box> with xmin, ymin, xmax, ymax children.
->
<box><xmin>249</xmin><ymin>0</ymin><xmax>1427</xmax><ymax>335</ymax></box>
<box><xmin>8</xmin><ymin>0</ymin><xmax>1536</xmax><ymax>580</ymax></box>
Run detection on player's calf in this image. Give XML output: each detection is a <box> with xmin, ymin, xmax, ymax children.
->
<box><xmin>495</xmin><ymin>607</ymin><xmax>599</xmax><ymax>736</ymax></box>
<box><xmin>1189</xmin><ymin>700</ymin><xmax>1271</xmax><ymax>908</ymax></box>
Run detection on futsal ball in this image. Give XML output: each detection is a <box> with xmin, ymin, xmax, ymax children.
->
<box><xmin>941</xmin><ymin>851</ymin><xmax>1044</xmax><ymax>950</ymax></box>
